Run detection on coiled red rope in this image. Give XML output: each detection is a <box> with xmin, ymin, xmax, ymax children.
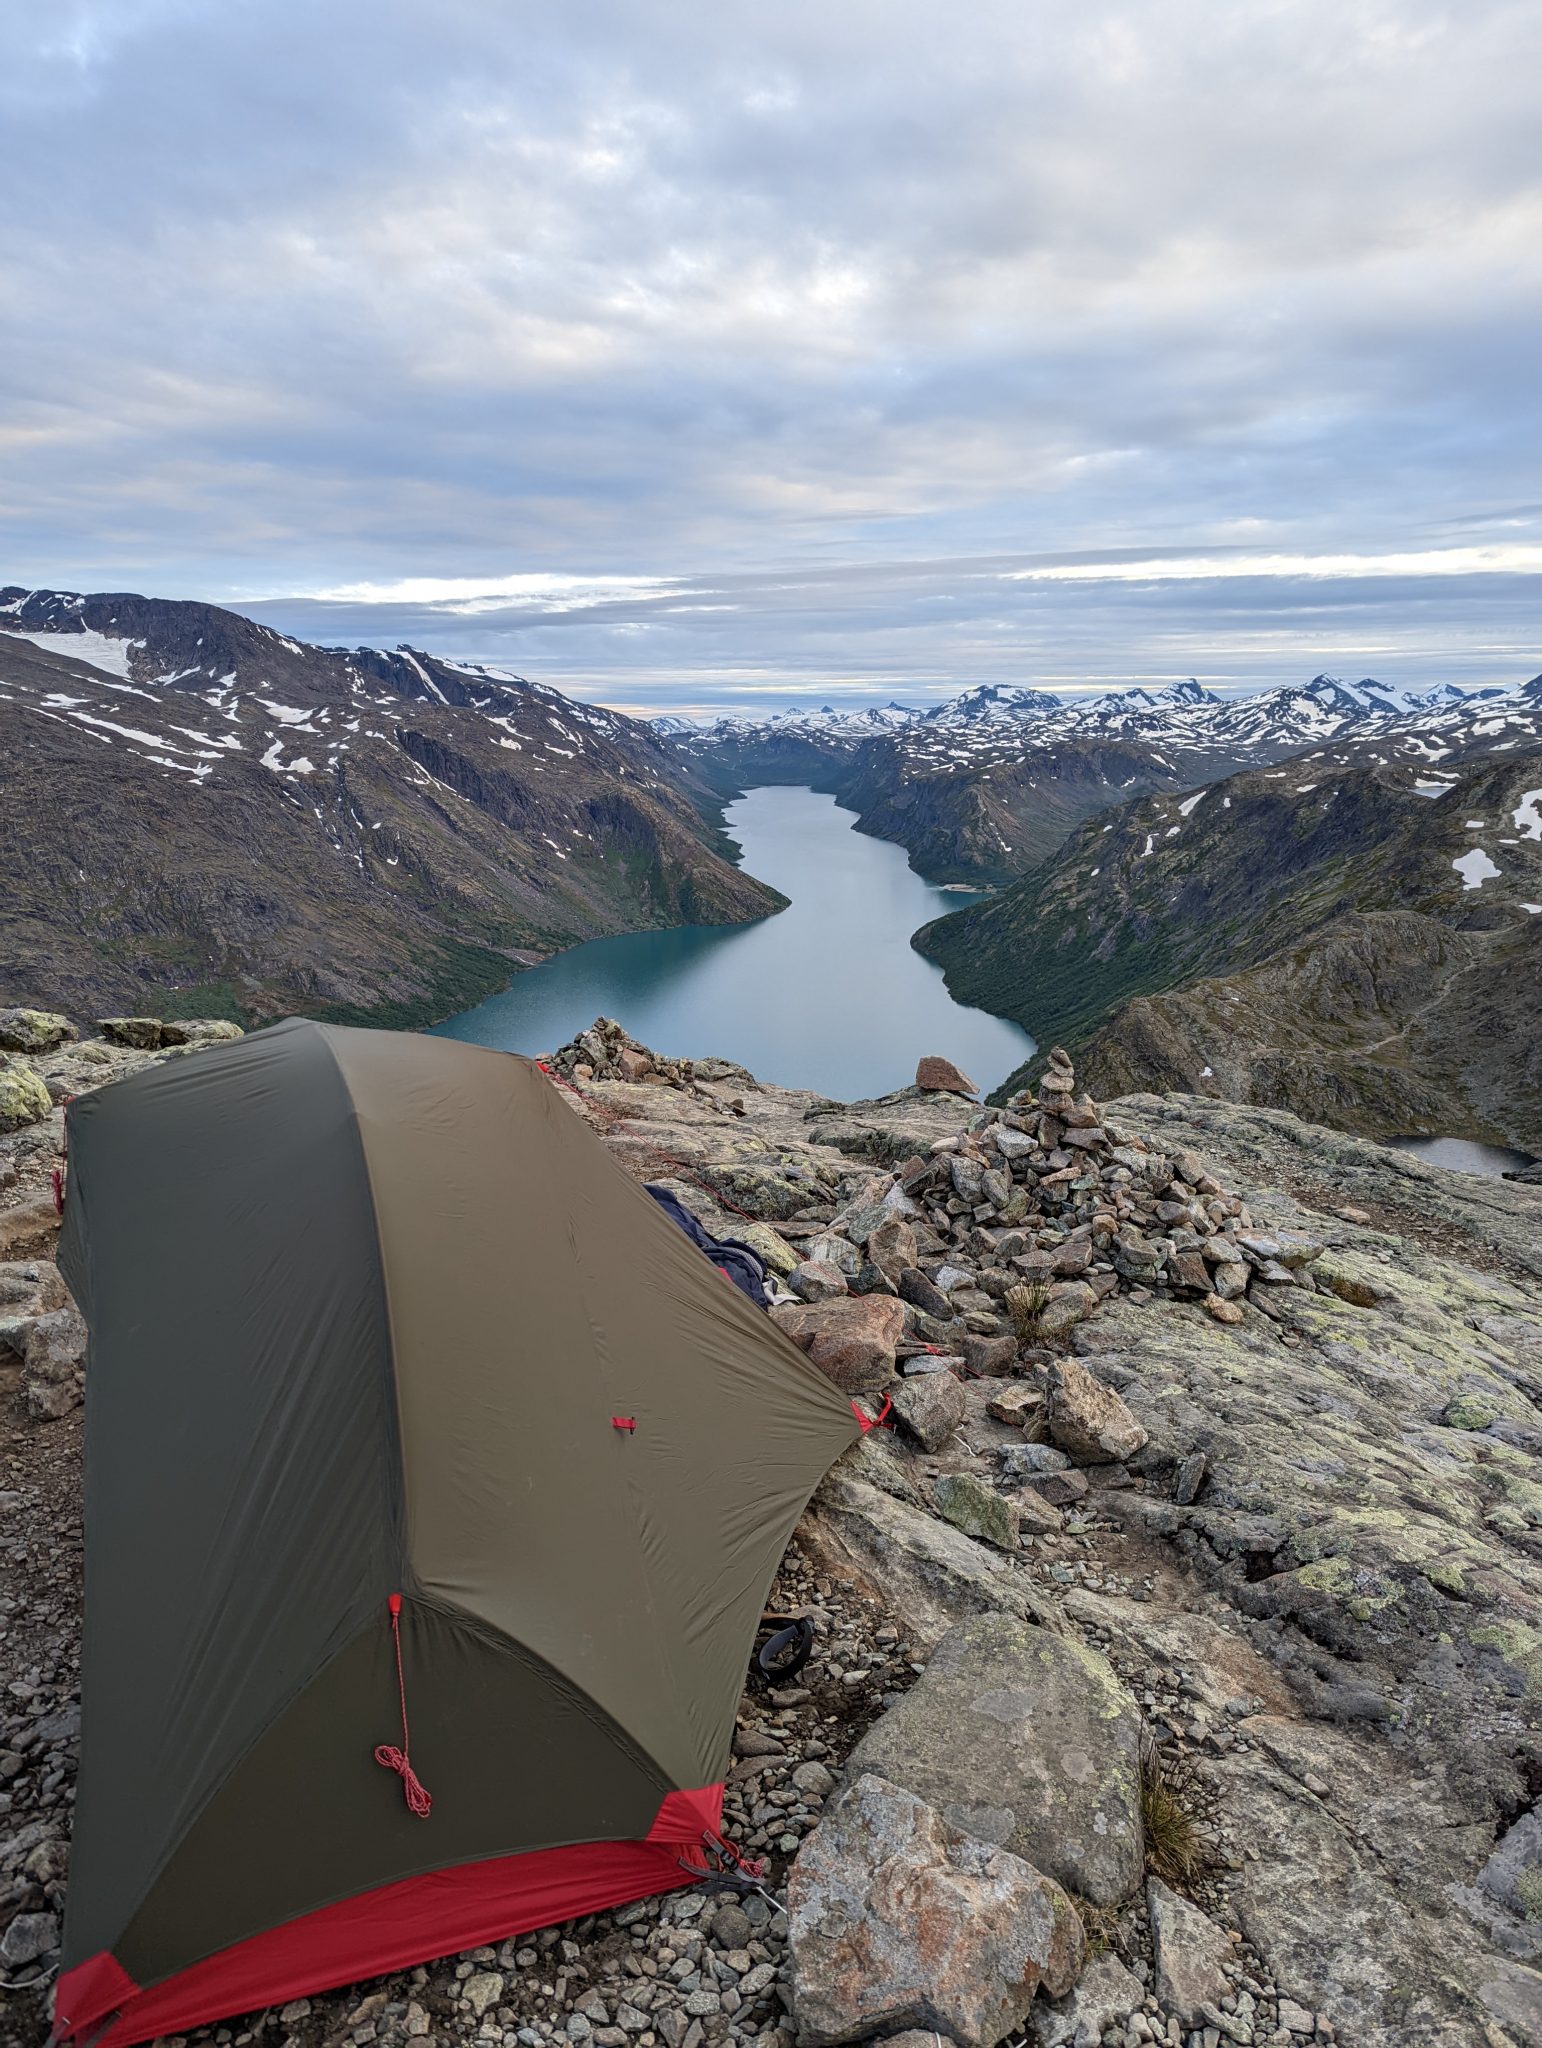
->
<box><xmin>374</xmin><ymin>1593</ymin><xmax>432</xmax><ymax>1818</ymax></box>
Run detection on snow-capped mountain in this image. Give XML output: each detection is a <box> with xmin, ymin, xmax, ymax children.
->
<box><xmin>921</xmin><ymin>684</ymin><xmax>1065</xmax><ymax>724</ymax></box>
<box><xmin>660</xmin><ymin>666</ymin><xmax>1542</xmax><ymax>885</ymax></box>
<box><xmin>0</xmin><ymin>587</ymin><xmax>780</xmax><ymax>1021</ymax></box>
<box><xmin>1401</xmin><ymin>681</ymin><xmax>1512</xmax><ymax>711</ymax></box>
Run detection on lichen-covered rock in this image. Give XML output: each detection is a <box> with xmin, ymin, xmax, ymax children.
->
<box><xmin>96</xmin><ymin>1017</ymin><xmax>165</xmax><ymax>1050</ymax></box>
<box><xmin>890</xmin><ymin>1369</ymin><xmax>966</xmax><ymax>1453</ymax></box>
<box><xmin>770</xmin><ymin>1295</ymin><xmax>904</xmax><ymax>1393</ymax></box>
<box><xmin>932</xmin><ymin>1471</ymin><xmax>1021</xmax><ymax>1551</ymax></box>
<box><xmin>726</xmin><ymin>1220</ymin><xmax>800</xmax><ymax>1278</ymax></box>
<box><xmin>0</xmin><ymin>1009</ymin><xmax>77</xmax><ymax>1055</ymax></box>
<box><xmin>1045</xmin><ymin>1354</ymin><xmax>1148</xmax><ymax>1463</ymax></box>
<box><xmin>846</xmin><ymin>1614</ymin><xmax>1145</xmax><ymax>1905</ymax></box>
<box><xmin>0</xmin><ymin>1060</ymin><xmax>53</xmax><ymax>1134</ymax></box>
<box><xmin>787</xmin><ymin>1772</ymin><xmax>1084</xmax><ymax>2047</ymax></box>
<box><xmin>801</xmin><ymin>1444</ymin><xmax>1042</xmax><ymax>1650</ymax></box>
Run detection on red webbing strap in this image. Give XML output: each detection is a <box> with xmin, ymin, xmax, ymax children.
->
<box><xmin>677</xmin><ymin>1829</ymin><xmax>767</xmax><ymax>1885</ymax></box>
<box><xmin>374</xmin><ymin>1594</ymin><xmax>432</xmax><ymax>1818</ymax></box>
<box><xmin>849</xmin><ymin>1394</ymin><xmax>893</xmax><ymax>1434</ymax></box>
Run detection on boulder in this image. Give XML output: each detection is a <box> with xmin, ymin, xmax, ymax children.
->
<box><xmin>725</xmin><ymin>1221</ymin><xmax>800</xmax><ymax>1278</ymax></box>
<box><xmin>159</xmin><ymin>1019</ymin><xmax>244</xmax><ymax>1047</ymax></box>
<box><xmin>852</xmin><ymin>1259</ymin><xmax>898</xmax><ymax>1297</ymax></box>
<box><xmin>890</xmin><ymin>1370</ymin><xmax>966</xmax><ymax>1453</ymax></box>
<box><xmin>96</xmin><ymin>1017</ymin><xmax>165</xmax><ymax>1050</ymax></box>
<box><xmin>23</xmin><ymin>1306</ymin><xmax>88</xmax><ymax>1421</ymax></box>
<box><xmin>932</xmin><ymin>1472</ymin><xmax>1021</xmax><ymax>1551</ymax></box>
<box><xmin>961</xmin><ymin>1331</ymin><xmax>1017</xmax><ymax>1376</ymax></box>
<box><xmin>1038</xmin><ymin>1281</ymin><xmax>1099</xmax><ymax>1339</ymax></box>
<box><xmin>1046</xmin><ymin>1356</ymin><xmax>1148</xmax><ymax>1464</ymax></box>
<box><xmin>846</xmin><ymin>1614</ymin><xmax>1145</xmax><ymax>1905</ymax></box>
<box><xmin>987</xmin><ymin>1383</ymin><xmax>1045</xmax><ymax>1427</ymax></box>
<box><xmin>1472</xmin><ymin>1798</ymin><xmax>1542</xmax><ymax>1923</ymax></box>
<box><xmin>770</xmin><ymin>1296</ymin><xmax>904</xmax><ymax>1393</ymax></box>
<box><xmin>915</xmin><ymin>1056</ymin><xmax>979</xmax><ymax>1097</ymax></box>
<box><xmin>1031</xmin><ymin>1953</ymin><xmax>1145</xmax><ymax>2048</ymax></box>
<box><xmin>898</xmin><ymin>1266</ymin><xmax>952</xmax><ymax>1318</ymax></box>
<box><xmin>800</xmin><ymin>1451</ymin><xmax>1042</xmax><ymax>1652</ymax></box>
<box><xmin>787</xmin><ymin>1773</ymin><xmax>1084</xmax><ymax>2047</ymax></box>
<box><xmin>1010</xmin><ymin>1487</ymin><xmax>1064</xmax><ymax>1537</ymax></box>
<box><xmin>613</xmin><ymin>1046</ymin><xmax>654</xmax><ymax>1082</ymax></box>
<box><xmin>1147</xmin><ymin>1878</ymin><xmax>1235</xmax><ymax>2026</ymax></box>
<box><xmin>0</xmin><ymin>1061</ymin><xmax>53</xmax><ymax>1134</ymax></box>
<box><xmin>0</xmin><ymin>1010</ymin><xmax>77</xmax><ymax>1056</ymax></box>
<box><xmin>788</xmin><ymin>1260</ymin><xmax>849</xmax><ymax>1303</ymax></box>
<box><xmin>865</xmin><ymin>1214</ymin><xmax>918</xmax><ymax>1281</ymax></box>
<box><xmin>807</xmin><ymin>1234</ymin><xmax>862</xmax><ymax>1278</ymax></box>
<box><xmin>0</xmin><ymin>1910</ymin><xmax>59</xmax><ymax>1967</ymax></box>
<box><xmin>1026</xmin><ymin>1469</ymin><xmax>1087</xmax><ymax>1508</ymax></box>
<box><xmin>998</xmin><ymin>1441</ymin><xmax>1067</xmax><ymax>1480</ymax></box>
<box><xmin>1204</xmin><ymin>1293</ymin><xmax>1245</xmax><ymax>1326</ymax></box>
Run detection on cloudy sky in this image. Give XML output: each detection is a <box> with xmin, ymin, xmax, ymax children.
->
<box><xmin>4</xmin><ymin>0</ymin><xmax>1540</xmax><ymax>714</ymax></box>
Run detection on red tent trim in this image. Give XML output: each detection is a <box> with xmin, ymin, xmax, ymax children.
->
<box><xmin>54</xmin><ymin>1785</ymin><xmax>725</xmax><ymax>2048</ymax></box>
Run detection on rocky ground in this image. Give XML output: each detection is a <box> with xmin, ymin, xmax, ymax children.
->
<box><xmin>5</xmin><ymin>1011</ymin><xmax>1542</xmax><ymax>2048</ymax></box>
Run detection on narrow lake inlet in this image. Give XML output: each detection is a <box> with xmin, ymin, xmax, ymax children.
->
<box><xmin>436</xmin><ymin>785</ymin><xmax>1035</xmax><ymax>1101</ymax></box>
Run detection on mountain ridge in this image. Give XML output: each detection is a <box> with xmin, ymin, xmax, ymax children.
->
<box><xmin>915</xmin><ymin>730</ymin><xmax>1542</xmax><ymax>1148</ymax></box>
<box><xmin>0</xmin><ymin>587</ymin><xmax>784</xmax><ymax>1026</ymax></box>
<box><xmin>661</xmin><ymin>671</ymin><xmax>1539</xmax><ymax>884</ymax></box>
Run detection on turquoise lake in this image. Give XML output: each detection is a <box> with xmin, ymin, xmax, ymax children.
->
<box><xmin>435</xmin><ymin>784</ymin><xmax>1035</xmax><ymax>1100</ymax></box>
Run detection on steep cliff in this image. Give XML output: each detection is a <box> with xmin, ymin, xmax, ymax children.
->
<box><xmin>916</xmin><ymin>744</ymin><xmax>1542</xmax><ymax>1148</ymax></box>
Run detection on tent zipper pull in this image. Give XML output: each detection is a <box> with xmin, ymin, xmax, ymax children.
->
<box><xmin>374</xmin><ymin>1593</ymin><xmax>433</xmax><ymax>1818</ymax></box>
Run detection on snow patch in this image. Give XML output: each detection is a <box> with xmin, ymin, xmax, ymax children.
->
<box><xmin>2</xmin><ymin>627</ymin><xmax>143</xmax><ymax>678</ymax></box>
<box><xmin>1452</xmin><ymin>848</ymin><xmax>1502</xmax><ymax>890</ymax></box>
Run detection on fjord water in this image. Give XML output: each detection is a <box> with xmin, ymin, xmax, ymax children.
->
<box><xmin>436</xmin><ymin>785</ymin><xmax>1034</xmax><ymax>1100</ymax></box>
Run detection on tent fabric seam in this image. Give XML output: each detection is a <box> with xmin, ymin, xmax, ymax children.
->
<box><xmin>317</xmin><ymin>1023</ymin><xmax>412</xmax><ymax>1592</ymax></box>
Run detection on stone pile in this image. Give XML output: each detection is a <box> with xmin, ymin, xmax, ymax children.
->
<box><xmin>771</xmin><ymin>1047</ymin><xmax>1327</xmax><ymax>1409</ymax></box>
<box><xmin>548</xmin><ymin>1016</ymin><xmax>707</xmax><ymax>1093</ymax></box>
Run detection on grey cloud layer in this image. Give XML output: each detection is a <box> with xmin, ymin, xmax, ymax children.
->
<box><xmin>3</xmin><ymin>0</ymin><xmax>1540</xmax><ymax>708</ymax></box>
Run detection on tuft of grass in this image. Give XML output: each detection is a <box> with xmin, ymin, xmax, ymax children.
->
<box><xmin>1072</xmin><ymin>1895</ymin><xmax>1121</xmax><ymax>1961</ymax></box>
<box><xmin>1006</xmin><ymin>1280</ymin><xmax>1051</xmax><ymax>1347</ymax></box>
<box><xmin>1140</xmin><ymin>1734</ymin><xmax>1214</xmax><ymax>1889</ymax></box>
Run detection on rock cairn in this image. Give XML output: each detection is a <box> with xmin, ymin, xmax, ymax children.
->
<box><xmin>548</xmin><ymin>1016</ymin><xmax>702</xmax><ymax>1092</ymax></box>
<box><xmin>776</xmin><ymin>1046</ymin><xmax>1327</xmax><ymax>1381</ymax></box>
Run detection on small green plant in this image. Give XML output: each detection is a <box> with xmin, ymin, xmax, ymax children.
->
<box><xmin>1006</xmin><ymin>1280</ymin><xmax>1050</xmax><ymax>1347</ymax></box>
<box><xmin>1140</xmin><ymin>1734</ymin><xmax>1213</xmax><ymax>1889</ymax></box>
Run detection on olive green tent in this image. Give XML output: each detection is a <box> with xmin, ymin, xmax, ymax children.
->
<box><xmin>54</xmin><ymin>1020</ymin><xmax>860</xmax><ymax>2047</ymax></box>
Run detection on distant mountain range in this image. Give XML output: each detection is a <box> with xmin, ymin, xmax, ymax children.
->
<box><xmin>0</xmin><ymin>588</ymin><xmax>781</xmax><ymax>1025</ymax></box>
<box><xmin>915</xmin><ymin>673</ymin><xmax>1542</xmax><ymax>1149</ymax></box>
<box><xmin>660</xmin><ymin>673</ymin><xmax>1522</xmax><ymax>883</ymax></box>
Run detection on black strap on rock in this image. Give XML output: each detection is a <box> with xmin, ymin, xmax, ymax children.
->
<box><xmin>754</xmin><ymin>1617</ymin><xmax>814</xmax><ymax>1684</ymax></box>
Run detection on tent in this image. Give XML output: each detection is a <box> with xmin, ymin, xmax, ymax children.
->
<box><xmin>53</xmin><ymin>1020</ymin><xmax>860</xmax><ymax>2048</ymax></box>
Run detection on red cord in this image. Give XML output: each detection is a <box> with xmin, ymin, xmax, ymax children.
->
<box><xmin>374</xmin><ymin>1594</ymin><xmax>432</xmax><ymax>1818</ymax></box>
<box><xmin>849</xmin><ymin>1393</ymin><xmax>894</xmax><ymax>1434</ymax></box>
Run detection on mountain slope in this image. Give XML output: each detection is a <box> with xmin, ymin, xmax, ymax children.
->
<box><xmin>0</xmin><ymin>588</ymin><xmax>782</xmax><ymax>1024</ymax></box>
<box><xmin>916</xmin><ymin>740</ymin><xmax>1542</xmax><ymax>1148</ymax></box>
